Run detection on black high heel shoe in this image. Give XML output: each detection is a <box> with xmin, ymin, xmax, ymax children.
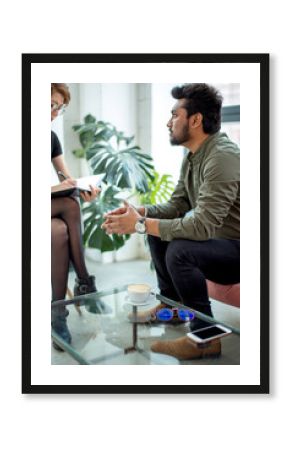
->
<box><xmin>74</xmin><ymin>275</ymin><xmax>111</xmax><ymax>314</ymax></box>
<box><xmin>74</xmin><ymin>275</ymin><xmax>97</xmax><ymax>296</ymax></box>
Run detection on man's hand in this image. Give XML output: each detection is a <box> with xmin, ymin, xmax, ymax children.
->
<box><xmin>103</xmin><ymin>205</ymin><xmax>128</xmax><ymax>217</ymax></box>
<box><xmin>102</xmin><ymin>201</ymin><xmax>141</xmax><ymax>235</ymax></box>
<box><xmin>80</xmin><ymin>185</ymin><xmax>101</xmax><ymax>202</ymax></box>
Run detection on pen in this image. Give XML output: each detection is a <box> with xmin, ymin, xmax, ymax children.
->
<box><xmin>57</xmin><ymin>171</ymin><xmax>68</xmax><ymax>181</ymax></box>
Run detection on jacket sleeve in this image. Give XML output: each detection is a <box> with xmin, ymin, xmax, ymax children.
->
<box><xmin>158</xmin><ymin>151</ymin><xmax>240</xmax><ymax>241</ymax></box>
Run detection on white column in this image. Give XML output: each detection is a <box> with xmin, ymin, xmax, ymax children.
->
<box><xmin>136</xmin><ymin>83</ymin><xmax>152</xmax><ymax>156</ymax></box>
<box><xmin>62</xmin><ymin>83</ymin><xmax>81</xmax><ymax>177</ymax></box>
<box><xmin>79</xmin><ymin>83</ymin><xmax>102</xmax><ymax>119</ymax></box>
<box><xmin>100</xmin><ymin>83</ymin><xmax>137</xmax><ymax>134</ymax></box>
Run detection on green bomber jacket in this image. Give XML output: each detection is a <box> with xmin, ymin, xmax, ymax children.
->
<box><xmin>146</xmin><ymin>132</ymin><xmax>240</xmax><ymax>241</ymax></box>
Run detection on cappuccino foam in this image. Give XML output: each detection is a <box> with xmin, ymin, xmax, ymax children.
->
<box><xmin>128</xmin><ymin>284</ymin><xmax>150</xmax><ymax>293</ymax></box>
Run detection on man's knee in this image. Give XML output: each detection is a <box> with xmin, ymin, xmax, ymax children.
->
<box><xmin>147</xmin><ymin>234</ymin><xmax>165</xmax><ymax>254</ymax></box>
<box><xmin>147</xmin><ymin>234</ymin><xmax>161</xmax><ymax>249</ymax></box>
<box><xmin>165</xmin><ymin>240</ymin><xmax>193</xmax><ymax>271</ymax></box>
<box><xmin>147</xmin><ymin>235</ymin><xmax>171</xmax><ymax>265</ymax></box>
<box><xmin>51</xmin><ymin>218</ymin><xmax>69</xmax><ymax>245</ymax></box>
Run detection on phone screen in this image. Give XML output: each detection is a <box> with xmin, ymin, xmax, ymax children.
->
<box><xmin>192</xmin><ymin>326</ymin><xmax>227</xmax><ymax>340</ymax></box>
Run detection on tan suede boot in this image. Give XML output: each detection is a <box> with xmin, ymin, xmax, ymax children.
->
<box><xmin>151</xmin><ymin>337</ymin><xmax>221</xmax><ymax>360</ymax></box>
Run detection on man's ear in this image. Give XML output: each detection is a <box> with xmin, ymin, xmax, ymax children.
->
<box><xmin>190</xmin><ymin>112</ymin><xmax>203</xmax><ymax>129</ymax></box>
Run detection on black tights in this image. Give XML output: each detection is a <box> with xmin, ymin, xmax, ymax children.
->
<box><xmin>51</xmin><ymin>197</ymin><xmax>89</xmax><ymax>301</ymax></box>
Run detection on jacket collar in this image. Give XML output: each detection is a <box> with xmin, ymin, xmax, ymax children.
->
<box><xmin>186</xmin><ymin>132</ymin><xmax>221</xmax><ymax>165</ymax></box>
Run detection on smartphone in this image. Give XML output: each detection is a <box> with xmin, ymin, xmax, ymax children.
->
<box><xmin>187</xmin><ymin>324</ymin><xmax>232</xmax><ymax>344</ymax></box>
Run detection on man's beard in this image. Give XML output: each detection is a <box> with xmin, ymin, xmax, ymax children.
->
<box><xmin>169</xmin><ymin>123</ymin><xmax>190</xmax><ymax>146</ymax></box>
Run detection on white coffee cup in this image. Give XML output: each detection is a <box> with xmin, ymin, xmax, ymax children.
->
<box><xmin>127</xmin><ymin>283</ymin><xmax>152</xmax><ymax>304</ymax></box>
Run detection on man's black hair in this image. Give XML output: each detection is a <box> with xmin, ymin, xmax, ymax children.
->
<box><xmin>171</xmin><ymin>83</ymin><xmax>223</xmax><ymax>134</ymax></box>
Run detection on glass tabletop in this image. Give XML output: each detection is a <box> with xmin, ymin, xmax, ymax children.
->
<box><xmin>51</xmin><ymin>286</ymin><xmax>240</xmax><ymax>365</ymax></box>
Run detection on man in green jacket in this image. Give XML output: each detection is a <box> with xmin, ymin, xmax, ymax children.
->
<box><xmin>102</xmin><ymin>83</ymin><xmax>240</xmax><ymax>359</ymax></box>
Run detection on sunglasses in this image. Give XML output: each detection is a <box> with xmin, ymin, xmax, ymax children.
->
<box><xmin>156</xmin><ymin>307</ymin><xmax>195</xmax><ymax>322</ymax></box>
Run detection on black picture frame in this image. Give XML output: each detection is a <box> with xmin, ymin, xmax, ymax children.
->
<box><xmin>22</xmin><ymin>53</ymin><xmax>269</xmax><ymax>394</ymax></box>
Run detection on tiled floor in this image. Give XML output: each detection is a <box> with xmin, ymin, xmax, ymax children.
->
<box><xmin>52</xmin><ymin>256</ymin><xmax>240</xmax><ymax>365</ymax></box>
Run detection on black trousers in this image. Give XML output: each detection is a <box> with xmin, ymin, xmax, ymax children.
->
<box><xmin>148</xmin><ymin>236</ymin><xmax>240</xmax><ymax>317</ymax></box>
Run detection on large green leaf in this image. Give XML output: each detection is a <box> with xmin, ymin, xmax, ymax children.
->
<box><xmin>81</xmin><ymin>184</ymin><xmax>130</xmax><ymax>253</ymax></box>
<box><xmin>89</xmin><ymin>144</ymin><xmax>154</xmax><ymax>192</ymax></box>
<box><xmin>138</xmin><ymin>171</ymin><xmax>175</xmax><ymax>205</ymax></box>
<box><xmin>73</xmin><ymin>115</ymin><xmax>154</xmax><ymax>191</ymax></box>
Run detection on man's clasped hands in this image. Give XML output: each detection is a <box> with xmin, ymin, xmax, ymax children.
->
<box><xmin>102</xmin><ymin>201</ymin><xmax>144</xmax><ymax>235</ymax></box>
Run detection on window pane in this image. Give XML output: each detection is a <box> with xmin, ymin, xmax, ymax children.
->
<box><xmin>221</xmin><ymin>122</ymin><xmax>240</xmax><ymax>145</ymax></box>
<box><xmin>215</xmin><ymin>83</ymin><xmax>240</xmax><ymax>106</ymax></box>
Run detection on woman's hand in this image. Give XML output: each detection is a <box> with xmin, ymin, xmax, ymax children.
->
<box><xmin>51</xmin><ymin>178</ymin><xmax>76</xmax><ymax>193</ymax></box>
<box><xmin>60</xmin><ymin>178</ymin><xmax>77</xmax><ymax>188</ymax></box>
<box><xmin>80</xmin><ymin>185</ymin><xmax>101</xmax><ymax>202</ymax></box>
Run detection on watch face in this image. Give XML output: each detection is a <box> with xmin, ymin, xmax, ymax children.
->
<box><xmin>135</xmin><ymin>220</ymin><xmax>146</xmax><ymax>234</ymax></box>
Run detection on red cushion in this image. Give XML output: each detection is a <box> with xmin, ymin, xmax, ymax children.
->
<box><xmin>206</xmin><ymin>280</ymin><xmax>240</xmax><ymax>308</ymax></box>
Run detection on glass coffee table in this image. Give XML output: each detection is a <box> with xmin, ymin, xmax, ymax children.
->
<box><xmin>51</xmin><ymin>286</ymin><xmax>240</xmax><ymax>365</ymax></box>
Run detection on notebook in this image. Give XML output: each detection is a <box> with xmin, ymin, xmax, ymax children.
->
<box><xmin>51</xmin><ymin>173</ymin><xmax>105</xmax><ymax>198</ymax></box>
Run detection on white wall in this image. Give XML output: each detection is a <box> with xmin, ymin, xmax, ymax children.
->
<box><xmin>136</xmin><ymin>83</ymin><xmax>152</xmax><ymax>156</ymax></box>
<box><xmin>101</xmin><ymin>83</ymin><xmax>137</xmax><ymax>134</ymax></box>
<box><xmin>151</xmin><ymin>83</ymin><xmax>185</xmax><ymax>183</ymax></box>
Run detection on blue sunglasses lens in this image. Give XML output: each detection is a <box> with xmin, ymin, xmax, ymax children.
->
<box><xmin>156</xmin><ymin>308</ymin><xmax>173</xmax><ymax>321</ymax></box>
<box><xmin>178</xmin><ymin>310</ymin><xmax>195</xmax><ymax>321</ymax></box>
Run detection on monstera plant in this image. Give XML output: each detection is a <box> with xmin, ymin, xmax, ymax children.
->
<box><xmin>72</xmin><ymin>114</ymin><xmax>155</xmax><ymax>253</ymax></box>
<box><xmin>138</xmin><ymin>170</ymin><xmax>175</xmax><ymax>206</ymax></box>
<box><xmin>137</xmin><ymin>170</ymin><xmax>175</xmax><ymax>266</ymax></box>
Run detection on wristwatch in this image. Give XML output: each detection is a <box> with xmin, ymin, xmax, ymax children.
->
<box><xmin>135</xmin><ymin>217</ymin><xmax>147</xmax><ymax>234</ymax></box>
